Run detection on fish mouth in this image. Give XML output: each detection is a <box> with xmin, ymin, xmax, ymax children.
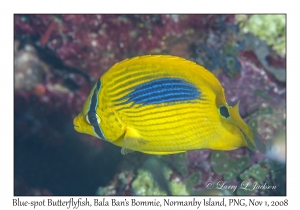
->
<box><xmin>73</xmin><ymin>116</ymin><xmax>81</xmax><ymax>131</ymax></box>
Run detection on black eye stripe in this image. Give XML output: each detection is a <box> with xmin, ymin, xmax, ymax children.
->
<box><xmin>89</xmin><ymin>81</ymin><xmax>101</xmax><ymax>113</ymax></box>
<box><xmin>87</xmin><ymin>112</ymin><xmax>98</xmax><ymax>126</ymax></box>
<box><xmin>87</xmin><ymin>80</ymin><xmax>106</xmax><ymax>140</ymax></box>
<box><xmin>219</xmin><ymin>105</ymin><xmax>230</xmax><ymax>118</ymax></box>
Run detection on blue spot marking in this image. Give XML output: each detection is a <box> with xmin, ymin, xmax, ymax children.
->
<box><xmin>116</xmin><ymin>78</ymin><xmax>202</xmax><ymax>105</ymax></box>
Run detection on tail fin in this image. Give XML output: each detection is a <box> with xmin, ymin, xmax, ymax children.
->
<box><xmin>253</xmin><ymin>130</ymin><xmax>266</xmax><ymax>154</ymax></box>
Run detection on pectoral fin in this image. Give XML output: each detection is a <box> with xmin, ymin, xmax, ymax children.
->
<box><xmin>121</xmin><ymin>147</ymin><xmax>135</xmax><ymax>155</ymax></box>
<box><xmin>121</xmin><ymin>127</ymin><xmax>147</xmax><ymax>155</ymax></box>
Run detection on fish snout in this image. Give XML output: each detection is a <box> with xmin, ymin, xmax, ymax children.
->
<box><xmin>73</xmin><ymin>114</ymin><xmax>84</xmax><ymax>132</ymax></box>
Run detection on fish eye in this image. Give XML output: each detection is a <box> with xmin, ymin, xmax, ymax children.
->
<box><xmin>219</xmin><ymin>105</ymin><xmax>230</xmax><ymax>118</ymax></box>
<box><xmin>86</xmin><ymin>112</ymin><xmax>100</xmax><ymax>126</ymax></box>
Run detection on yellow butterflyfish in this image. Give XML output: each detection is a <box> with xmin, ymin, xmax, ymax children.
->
<box><xmin>73</xmin><ymin>55</ymin><xmax>266</xmax><ymax>155</ymax></box>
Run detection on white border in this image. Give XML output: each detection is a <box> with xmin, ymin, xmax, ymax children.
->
<box><xmin>2</xmin><ymin>0</ymin><xmax>297</xmax><ymax>208</ymax></box>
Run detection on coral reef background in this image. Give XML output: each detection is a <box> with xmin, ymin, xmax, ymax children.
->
<box><xmin>14</xmin><ymin>14</ymin><xmax>286</xmax><ymax>196</ymax></box>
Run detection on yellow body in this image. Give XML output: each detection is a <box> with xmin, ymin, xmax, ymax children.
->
<box><xmin>74</xmin><ymin>55</ymin><xmax>265</xmax><ymax>155</ymax></box>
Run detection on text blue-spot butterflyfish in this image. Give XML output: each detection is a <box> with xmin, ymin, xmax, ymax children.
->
<box><xmin>73</xmin><ymin>55</ymin><xmax>266</xmax><ymax>155</ymax></box>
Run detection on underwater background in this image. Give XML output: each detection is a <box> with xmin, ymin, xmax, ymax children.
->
<box><xmin>14</xmin><ymin>14</ymin><xmax>286</xmax><ymax>196</ymax></box>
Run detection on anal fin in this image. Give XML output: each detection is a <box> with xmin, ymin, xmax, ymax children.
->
<box><xmin>142</xmin><ymin>150</ymin><xmax>186</xmax><ymax>155</ymax></box>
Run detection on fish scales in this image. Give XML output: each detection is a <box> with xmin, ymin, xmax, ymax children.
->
<box><xmin>74</xmin><ymin>55</ymin><xmax>266</xmax><ymax>155</ymax></box>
